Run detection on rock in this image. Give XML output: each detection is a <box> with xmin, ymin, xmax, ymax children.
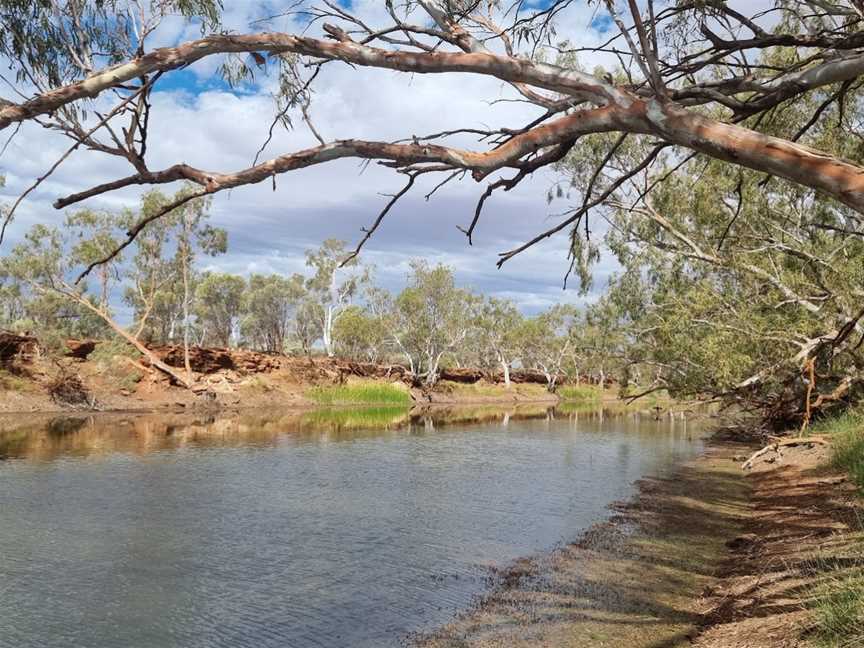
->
<box><xmin>148</xmin><ymin>345</ymin><xmax>281</xmax><ymax>375</ymax></box>
<box><xmin>508</xmin><ymin>369</ymin><xmax>555</xmax><ymax>385</ymax></box>
<box><xmin>439</xmin><ymin>368</ymin><xmax>485</xmax><ymax>383</ymax></box>
<box><xmin>0</xmin><ymin>331</ymin><xmax>39</xmax><ymax>373</ymax></box>
<box><xmin>65</xmin><ymin>339</ymin><xmax>97</xmax><ymax>360</ymax></box>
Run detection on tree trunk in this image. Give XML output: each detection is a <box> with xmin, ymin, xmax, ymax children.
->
<box><xmin>501</xmin><ymin>358</ymin><xmax>511</xmax><ymax>388</ymax></box>
<box><xmin>181</xmin><ymin>223</ymin><xmax>193</xmax><ymax>384</ymax></box>
<box><xmin>323</xmin><ymin>306</ymin><xmax>334</xmax><ymax>357</ymax></box>
<box><xmin>67</xmin><ymin>288</ymin><xmax>193</xmax><ymax>388</ymax></box>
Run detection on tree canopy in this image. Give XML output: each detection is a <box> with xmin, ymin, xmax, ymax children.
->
<box><xmin>4</xmin><ymin>1</ymin><xmax>864</xmax><ymax>269</ymax></box>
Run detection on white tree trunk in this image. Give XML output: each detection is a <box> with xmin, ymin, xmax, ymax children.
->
<box><xmin>323</xmin><ymin>305</ymin><xmax>334</xmax><ymax>357</ymax></box>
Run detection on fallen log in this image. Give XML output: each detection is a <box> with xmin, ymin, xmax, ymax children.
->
<box><xmin>741</xmin><ymin>436</ymin><xmax>829</xmax><ymax>471</ymax></box>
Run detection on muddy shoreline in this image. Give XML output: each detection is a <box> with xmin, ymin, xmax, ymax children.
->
<box><xmin>412</xmin><ymin>430</ymin><xmax>862</xmax><ymax>648</ymax></box>
<box><xmin>411</xmin><ymin>434</ymin><xmax>754</xmax><ymax>647</ymax></box>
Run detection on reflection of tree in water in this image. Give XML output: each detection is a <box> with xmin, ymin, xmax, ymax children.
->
<box><xmin>0</xmin><ymin>406</ymin><xmax>706</xmax><ymax>462</ymax></box>
<box><xmin>46</xmin><ymin>416</ymin><xmax>88</xmax><ymax>437</ymax></box>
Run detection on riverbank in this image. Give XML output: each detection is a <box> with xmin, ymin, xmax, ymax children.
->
<box><xmin>413</xmin><ymin>426</ymin><xmax>864</xmax><ymax>648</ymax></box>
<box><xmin>0</xmin><ymin>336</ymin><xmax>634</xmax><ymax>414</ymax></box>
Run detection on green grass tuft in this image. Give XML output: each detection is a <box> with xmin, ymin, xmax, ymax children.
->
<box><xmin>809</xmin><ymin>568</ymin><xmax>864</xmax><ymax>647</ymax></box>
<box><xmin>810</xmin><ymin>409</ymin><xmax>864</xmax><ymax>491</ymax></box>
<box><xmin>307</xmin><ymin>380</ymin><xmax>411</xmax><ymax>406</ymax></box>
<box><xmin>557</xmin><ymin>384</ymin><xmax>603</xmax><ymax>403</ymax></box>
<box><xmin>301</xmin><ymin>406</ymin><xmax>409</xmax><ymax>430</ymax></box>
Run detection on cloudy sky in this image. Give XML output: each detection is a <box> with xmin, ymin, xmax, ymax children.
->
<box><xmin>0</xmin><ymin>0</ymin><xmax>623</xmax><ymax>315</ymax></box>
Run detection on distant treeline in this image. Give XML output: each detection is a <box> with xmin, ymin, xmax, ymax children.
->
<box><xmin>0</xmin><ymin>189</ymin><xmax>617</xmax><ymax>389</ymax></box>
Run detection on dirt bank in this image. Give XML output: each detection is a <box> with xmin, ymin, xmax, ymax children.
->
<box><xmin>692</xmin><ymin>438</ymin><xmax>861</xmax><ymax>648</ymax></box>
<box><xmin>0</xmin><ymin>336</ymin><xmax>563</xmax><ymax>413</ymax></box>
<box><xmin>413</xmin><ymin>433</ymin><xmax>863</xmax><ymax>648</ymax></box>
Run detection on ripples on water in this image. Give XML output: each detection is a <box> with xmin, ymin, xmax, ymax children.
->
<box><xmin>0</xmin><ymin>407</ymin><xmax>704</xmax><ymax>648</ymax></box>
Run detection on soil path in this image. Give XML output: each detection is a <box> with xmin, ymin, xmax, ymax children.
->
<box><xmin>693</xmin><ymin>442</ymin><xmax>861</xmax><ymax>648</ymax></box>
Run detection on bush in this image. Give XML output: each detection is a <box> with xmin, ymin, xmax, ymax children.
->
<box><xmin>89</xmin><ymin>338</ymin><xmax>142</xmax><ymax>364</ymax></box>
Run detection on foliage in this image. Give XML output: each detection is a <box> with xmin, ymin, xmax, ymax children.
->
<box><xmin>195</xmin><ymin>272</ymin><xmax>245</xmax><ymax>347</ymax></box>
<box><xmin>332</xmin><ymin>305</ymin><xmax>387</xmax><ymax>362</ymax></box>
<box><xmin>389</xmin><ymin>261</ymin><xmax>479</xmax><ymax>386</ymax></box>
<box><xmin>240</xmin><ymin>273</ymin><xmax>306</xmax><ymax>353</ymax></box>
<box><xmin>89</xmin><ymin>339</ymin><xmax>141</xmax><ymax>364</ymax></box>
<box><xmin>811</xmin><ymin>410</ymin><xmax>864</xmax><ymax>492</ymax></box>
<box><xmin>553</xmin><ymin>79</ymin><xmax>864</xmax><ymax>422</ymax></box>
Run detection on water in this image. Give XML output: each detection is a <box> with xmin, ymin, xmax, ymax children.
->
<box><xmin>0</xmin><ymin>407</ymin><xmax>704</xmax><ymax>648</ymax></box>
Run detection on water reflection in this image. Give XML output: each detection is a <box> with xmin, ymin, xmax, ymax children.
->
<box><xmin>0</xmin><ymin>406</ymin><xmax>705</xmax><ymax>648</ymax></box>
<box><xmin>0</xmin><ymin>405</ymin><xmax>699</xmax><ymax>462</ymax></box>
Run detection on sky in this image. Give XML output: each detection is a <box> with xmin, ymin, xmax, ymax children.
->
<box><xmin>0</xmin><ymin>0</ymin><xmax>622</xmax><ymax>316</ymax></box>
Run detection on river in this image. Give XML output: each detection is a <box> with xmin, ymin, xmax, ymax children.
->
<box><xmin>0</xmin><ymin>406</ymin><xmax>704</xmax><ymax>648</ymax></box>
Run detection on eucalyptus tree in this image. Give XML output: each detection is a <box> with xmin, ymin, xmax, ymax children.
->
<box><xmin>171</xmin><ymin>190</ymin><xmax>225</xmax><ymax>378</ymax></box>
<box><xmin>474</xmin><ymin>297</ymin><xmax>523</xmax><ymax>387</ymax></box>
<box><xmin>0</xmin><ymin>219</ymin><xmax>189</xmax><ymax>384</ymax></box>
<box><xmin>579</xmin><ymin>299</ymin><xmax>627</xmax><ymax>388</ymax></box>
<box><xmin>304</xmin><ymin>239</ymin><xmax>371</xmax><ymax>357</ymax></box>
<box><xmin>194</xmin><ymin>272</ymin><xmax>246</xmax><ymax>348</ymax></box>
<box><xmin>294</xmin><ymin>298</ymin><xmax>324</xmax><ymax>356</ymax></box>
<box><xmin>332</xmin><ymin>305</ymin><xmax>389</xmax><ymax>363</ymax></box>
<box><xmin>239</xmin><ymin>273</ymin><xmax>306</xmax><ymax>354</ymax></box>
<box><xmin>0</xmin><ymin>278</ymin><xmax>25</xmax><ymax>330</ymax></box>
<box><xmin>123</xmin><ymin>191</ymin><xmax>184</xmax><ymax>344</ymax></box>
<box><xmin>7</xmin><ymin>2</ymin><xmax>864</xmax><ymax>283</ymax></box>
<box><xmin>517</xmin><ymin>305</ymin><xmax>580</xmax><ymax>392</ymax></box>
<box><xmin>391</xmin><ymin>261</ymin><xmax>478</xmax><ymax>386</ymax></box>
<box><xmin>584</xmin><ymin>121</ymin><xmax>864</xmax><ymax>420</ymax></box>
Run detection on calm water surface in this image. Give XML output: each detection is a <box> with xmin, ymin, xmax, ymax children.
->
<box><xmin>0</xmin><ymin>407</ymin><xmax>704</xmax><ymax>648</ymax></box>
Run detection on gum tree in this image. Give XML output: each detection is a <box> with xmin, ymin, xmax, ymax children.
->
<box><xmin>240</xmin><ymin>273</ymin><xmax>307</xmax><ymax>354</ymax></box>
<box><xmin>194</xmin><ymin>272</ymin><xmax>246</xmax><ymax>348</ymax></box>
<box><xmin>304</xmin><ymin>239</ymin><xmax>371</xmax><ymax>357</ymax></box>
<box><xmin>0</xmin><ymin>220</ymin><xmax>190</xmax><ymax>385</ymax></box>
<box><xmin>4</xmin><ymin>2</ymin><xmax>864</xmax><ymax>278</ymax></box>
<box><xmin>392</xmin><ymin>261</ymin><xmax>478</xmax><ymax>386</ymax></box>
<box><xmin>475</xmin><ymin>297</ymin><xmax>523</xmax><ymax>388</ymax></box>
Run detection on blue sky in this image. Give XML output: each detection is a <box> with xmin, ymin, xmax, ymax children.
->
<box><xmin>0</xmin><ymin>0</ymin><xmax>619</xmax><ymax>316</ymax></box>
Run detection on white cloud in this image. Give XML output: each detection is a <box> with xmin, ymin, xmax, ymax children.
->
<box><xmin>0</xmin><ymin>0</ymin><xmax>620</xmax><ymax>316</ymax></box>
